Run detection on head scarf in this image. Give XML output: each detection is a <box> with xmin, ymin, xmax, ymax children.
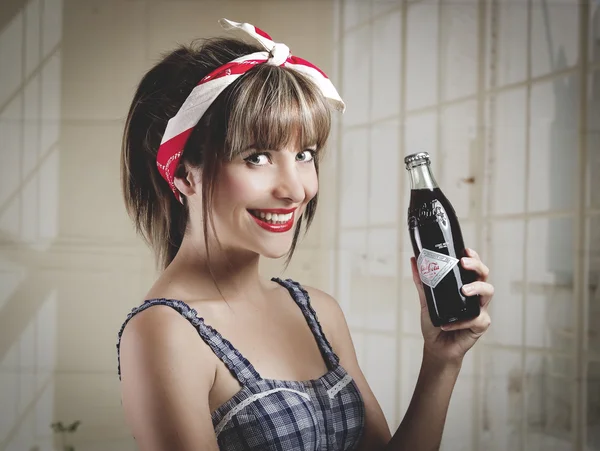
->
<box><xmin>156</xmin><ymin>18</ymin><xmax>345</xmax><ymax>200</ymax></box>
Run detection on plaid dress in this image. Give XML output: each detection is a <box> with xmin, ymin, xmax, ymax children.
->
<box><xmin>117</xmin><ymin>278</ymin><xmax>366</xmax><ymax>450</ymax></box>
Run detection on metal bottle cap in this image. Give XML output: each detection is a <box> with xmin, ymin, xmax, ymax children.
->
<box><xmin>404</xmin><ymin>152</ymin><xmax>430</xmax><ymax>168</ymax></box>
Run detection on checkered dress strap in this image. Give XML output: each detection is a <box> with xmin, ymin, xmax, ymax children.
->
<box><xmin>116</xmin><ymin>298</ymin><xmax>260</xmax><ymax>385</ymax></box>
<box><xmin>271</xmin><ymin>278</ymin><xmax>340</xmax><ymax>369</ymax></box>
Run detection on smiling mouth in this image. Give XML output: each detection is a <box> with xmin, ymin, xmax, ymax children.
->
<box><xmin>247</xmin><ymin>210</ymin><xmax>294</xmax><ymax>225</ymax></box>
<box><xmin>247</xmin><ymin>209</ymin><xmax>296</xmax><ymax>233</ymax></box>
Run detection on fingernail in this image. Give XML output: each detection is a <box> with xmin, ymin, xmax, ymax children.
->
<box><xmin>463</xmin><ymin>284</ymin><xmax>473</xmax><ymax>294</ymax></box>
<box><xmin>461</xmin><ymin>257</ymin><xmax>470</xmax><ymax>266</ymax></box>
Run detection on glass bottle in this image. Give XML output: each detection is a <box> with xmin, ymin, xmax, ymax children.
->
<box><xmin>405</xmin><ymin>152</ymin><xmax>480</xmax><ymax>326</ymax></box>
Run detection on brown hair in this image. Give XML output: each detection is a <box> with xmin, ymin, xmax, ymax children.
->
<box><xmin>121</xmin><ymin>37</ymin><xmax>332</xmax><ymax>270</ymax></box>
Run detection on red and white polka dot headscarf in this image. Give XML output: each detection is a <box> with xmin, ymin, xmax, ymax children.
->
<box><xmin>156</xmin><ymin>18</ymin><xmax>345</xmax><ymax>201</ymax></box>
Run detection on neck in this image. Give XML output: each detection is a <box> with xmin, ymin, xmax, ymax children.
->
<box><xmin>163</xmin><ymin>231</ymin><xmax>267</xmax><ymax>303</ymax></box>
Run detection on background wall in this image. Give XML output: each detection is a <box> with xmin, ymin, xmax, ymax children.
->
<box><xmin>331</xmin><ymin>1</ymin><xmax>600</xmax><ymax>450</ymax></box>
<box><xmin>0</xmin><ymin>0</ymin><xmax>597</xmax><ymax>450</ymax></box>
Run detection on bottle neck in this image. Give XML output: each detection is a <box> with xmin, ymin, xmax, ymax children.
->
<box><xmin>408</xmin><ymin>162</ymin><xmax>438</xmax><ymax>190</ymax></box>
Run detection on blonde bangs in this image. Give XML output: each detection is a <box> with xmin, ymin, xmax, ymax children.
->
<box><xmin>225</xmin><ymin>65</ymin><xmax>332</xmax><ymax>158</ymax></box>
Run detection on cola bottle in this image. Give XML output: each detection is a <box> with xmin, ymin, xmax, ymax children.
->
<box><xmin>405</xmin><ymin>152</ymin><xmax>480</xmax><ymax>327</ymax></box>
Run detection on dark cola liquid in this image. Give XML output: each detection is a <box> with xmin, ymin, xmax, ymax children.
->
<box><xmin>408</xmin><ymin>188</ymin><xmax>480</xmax><ymax>327</ymax></box>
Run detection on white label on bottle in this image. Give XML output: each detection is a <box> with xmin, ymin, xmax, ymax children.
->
<box><xmin>417</xmin><ymin>249</ymin><xmax>459</xmax><ymax>288</ymax></box>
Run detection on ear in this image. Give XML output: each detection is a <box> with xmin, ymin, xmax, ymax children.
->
<box><xmin>173</xmin><ymin>164</ymin><xmax>202</xmax><ymax>200</ymax></box>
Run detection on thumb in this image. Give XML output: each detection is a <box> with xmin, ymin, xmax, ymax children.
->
<box><xmin>410</xmin><ymin>257</ymin><xmax>427</xmax><ymax>309</ymax></box>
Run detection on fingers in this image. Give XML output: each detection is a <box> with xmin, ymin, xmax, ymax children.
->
<box><xmin>410</xmin><ymin>258</ymin><xmax>423</xmax><ymax>287</ymax></box>
<box><xmin>461</xmin><ymin>257</ymin><xmax>490</xmax><ymax>281</ymax></box>
<box><xmin>461</xmin><ymin>281</ymin><xmax>494</xmax><ymax>307</ymax></box>
<box><xmin>441</xmin><ymin>310</ymin><xmax>491</xmax><ymax>335</ymax></box>
<box><xmin>465</xmin><ymin>248</ymin><xmax>480</xmax><ymax>260</ymax></box>
<box><xmin>410</xmin><ymin>257</ymin><xmax>426</xmax><ymax>309</ymax></box>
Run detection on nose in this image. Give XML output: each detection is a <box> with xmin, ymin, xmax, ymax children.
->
<box><xmin>272</xmin><ymin>161</ymin><xmax>305</xmax><ymax>204</ymax></box>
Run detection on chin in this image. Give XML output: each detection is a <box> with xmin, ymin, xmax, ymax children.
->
<box><xmin>260</xmin><ymin>250</ymin><xmax>291</xmax><ymax>260</ymax></box>
<box><xmin>256</xmin><ymin>244</ymin><xmax>292</xmax><ymax>260</ymax></box>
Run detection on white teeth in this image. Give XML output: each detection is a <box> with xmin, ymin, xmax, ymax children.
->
<box><xmin>252</xmin><ymin>211</ymin><xmax>293</xmax><ymax>224</ymax></box>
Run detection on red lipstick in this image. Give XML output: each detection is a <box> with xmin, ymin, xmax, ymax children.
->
<box><xmin>248</xmin><ymin>208</ymin><xmax>296</xmax><ymax>233</ymax></box>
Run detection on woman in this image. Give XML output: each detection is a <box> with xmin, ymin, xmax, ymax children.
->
<box><xmin>117</xmin><ymin>19</ymin><xmax>494</xmax><ymax>451</ymax></box>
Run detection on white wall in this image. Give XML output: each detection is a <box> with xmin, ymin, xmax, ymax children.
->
<box><xmin>333</xmin><ymin>1</ymin><xmax>600</xmax><ymax>451</ymax></box>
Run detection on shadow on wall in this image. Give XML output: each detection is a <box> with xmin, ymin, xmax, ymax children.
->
<box><xmin>588</xmin><ymin>2</ymin><xmax>600</xmax><ymax>446</ymax></box>
<box><xmin>0</xmin><ymin>0</ymin><xmax>28</xmax><ymax>31</ymax></box>
<box><xmin>0</xmin><ymin>0</ymin><xmax>63</xmax><ymax>449</ymax></box>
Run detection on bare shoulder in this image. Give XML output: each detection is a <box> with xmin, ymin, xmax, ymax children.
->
<box><xmin>301</xmin><ymin>285</ymin><xmax>347</xmax><ymax>351</ymax></box>
<box><xmin>119</xmin><ymin>304</ymin><xmax>219</xmax><ymax>450</ymax></box>
<box><xmin>302</xmin><ymin>285</ymin><xmax>392</xmax><ymax>449</ymax></box>
<box><xmin>302</xmin><ymin>285</ymin><xmax>341</xmax><ymax>312</ymax></box>
<box><xmin>120</xmin><ymin>303</ymin><xmax>217</xmax><ymax>385</ymax></box>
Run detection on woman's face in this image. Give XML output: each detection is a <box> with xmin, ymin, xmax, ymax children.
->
<box><xmin>201</xmin><ymin>137</ymin><xmax>319</xmax><ymax>259</ymax></box>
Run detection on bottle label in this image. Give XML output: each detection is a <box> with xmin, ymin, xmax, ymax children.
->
<box><xmin>417</xmin><ymin>248</ymin><xmax>459</xmax><ymax>288</ymax></box>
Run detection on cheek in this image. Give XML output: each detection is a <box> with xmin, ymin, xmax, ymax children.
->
<box><xmin>217</xmin><ymin>169</ymin><xmax>254</xmax><ymax>203</ymax></box>
<box><xmin>305</xmin><ymin>171</ymin><xmax>319</xmax><ymax>201</ymax></box>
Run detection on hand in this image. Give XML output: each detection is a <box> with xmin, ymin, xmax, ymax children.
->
<box><xmin>410</xmin><ymin>248</ymin><xmax>494</xmax><ymax>365</ymax></box>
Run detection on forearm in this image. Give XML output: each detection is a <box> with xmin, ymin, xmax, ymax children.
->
<box><xmin>384</xmin><ymin>351</ymin><xmax>462</xmax><ymax>451</ymax></box>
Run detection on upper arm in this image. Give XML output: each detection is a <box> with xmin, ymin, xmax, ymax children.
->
<box><xmin>304</xmin><ymin>286</ymin><xmax>392</xmax><ymax>451</ymax></box>
<box><xmin>119</xmin><ymin>305</ymin><xmax>219</xmax><ymax>451</ymax></box>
